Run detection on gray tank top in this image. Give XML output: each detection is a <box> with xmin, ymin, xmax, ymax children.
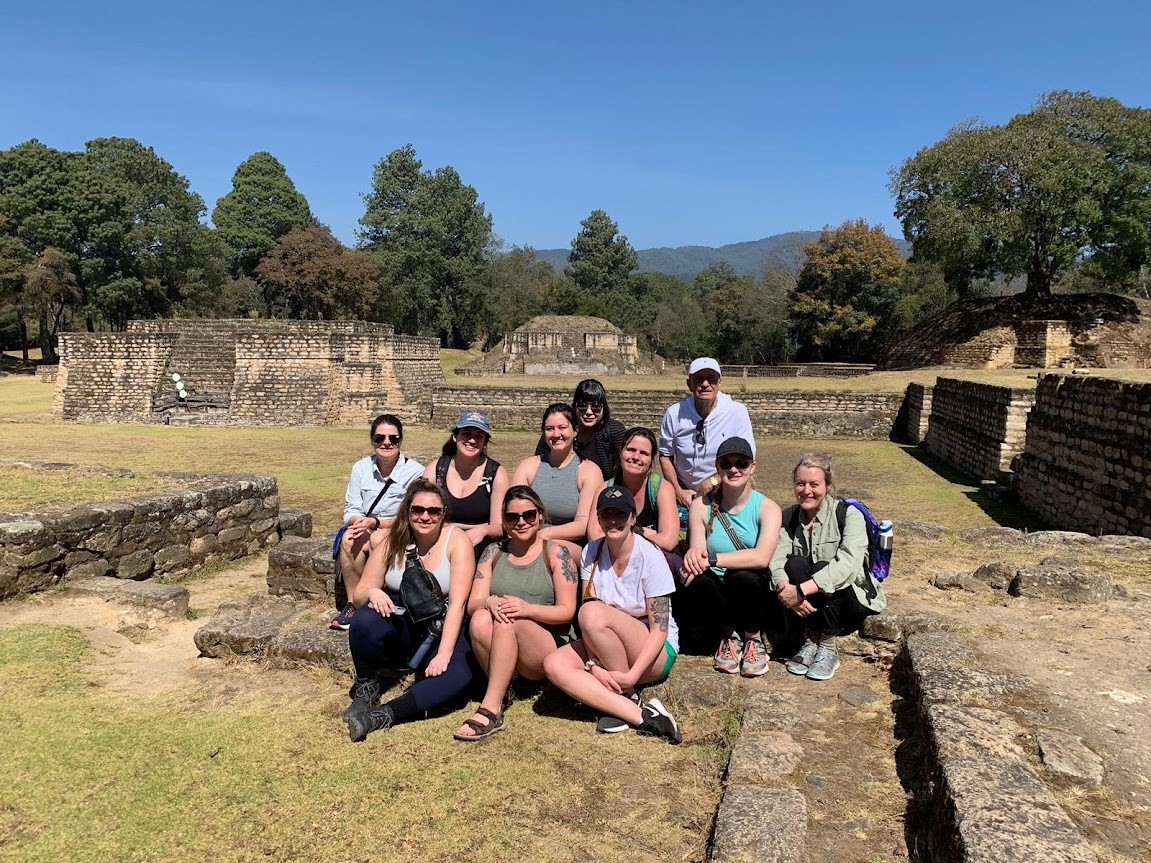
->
<box><xmin>490</xmin><ymin>541</ymin><xmax>556</xmax><ymax>606</ymax></box>
<box><xmin>531</xmin><ymin>455</ymin><xmax>581</xmax><ymax>525</ymax></box>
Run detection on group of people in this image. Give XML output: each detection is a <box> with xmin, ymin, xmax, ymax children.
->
<box><xmin>332</xmin><ymin>359</ymin><xmax>886</xmax><ymax>745</ymax></box>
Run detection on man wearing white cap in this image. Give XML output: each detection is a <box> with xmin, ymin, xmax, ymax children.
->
<box><xmin>659</xmin><ymin>357</ymin><xmax>755</xmax><ymax>511</ymax></box>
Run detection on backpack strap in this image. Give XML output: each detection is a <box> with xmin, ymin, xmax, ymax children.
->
<box><xmin>435</xmin><ymin>455</ymin><xmax>450</xmax><ymax>489</ymax></box>
<box><xmin>836</xmin><ymin>498</ymin><xmax>848</xmax><ymax>536</ymax></box>
<box><xmin>583</xmin><ymin>538</ymin><xmax>606</xmax><ymax>600</ymax></box>
<box><xmin>716</xmin><ymin>508</ymin><xmax>748</xmax><ymax>551</ymax></box>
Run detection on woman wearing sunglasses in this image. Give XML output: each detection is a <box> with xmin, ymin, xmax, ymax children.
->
<box><xmin>332</xmin><ymin>414</ymin><xmax>424</xmax><ymax>631</ymax></box>
<box><xmin>542</xmin><ymin>486</ymin><xmax>683</xmax><ymax>744</ymax></box>
<box><xmin>680</xmin><ymin>437</ymin><xmax>782</xmax><ymax>678</ymax></box>
<box><xmin>343</xmin><ymin>479</ymin><xmax>477</xmax><ymax>742</ymax></box>
<box><xmin>513</xmin><ymin>403</ymin><xmax>601</xmax><ymax>544</ymax></box>
<box><xmin>423</xmin><ymin>411</ymin><xmax>509</xmax><ymax>551</ymax></box>
<box><xmin>452</xmin><ymin>486</ymin><xmax>579</xmax><ymax>741</ymax></box>
<box><xmin>534</xmin><ymin>379</ymin><xmax>626</xmax><ymax>481</ymax></box>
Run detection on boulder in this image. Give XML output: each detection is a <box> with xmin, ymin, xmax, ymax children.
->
<box><xmin>1010</xmin><ymin>563</ymin><xmax>1113</xmax><ymax>604</ymax></box>
<box><xmin>1037</xmin><ymin>729</ymin><xmax>1104</xmax><ymax>787</ymax></box>
<box><xmin>971</xmin><ymin>560</ymin><xmax>1016</xmax><ymax>591</ymax></box>
<box><xmin>931</xmin><ymin>570</ymin><xmax>989</xmax><ymax>592</ymax></box>
<box><xmin>193</xmin><ymin>593</ymin><xmax>305</xmax><ymax>657</ymax></box>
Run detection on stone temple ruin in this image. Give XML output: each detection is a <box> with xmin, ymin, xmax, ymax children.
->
<box><xmin>52</xmin><ymin>319</ymin><xmax>443</xmax><ymax>426</ymax></box>
<box><xmin>457</xmin><ymin>315</ymin><xmax>661</xmax><ymax>376</ymax></box>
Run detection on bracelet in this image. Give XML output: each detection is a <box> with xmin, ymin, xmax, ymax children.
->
<box><xmin>584</xmin><ymin>657</ymin><xmax>601</xmax><ymax>672</ymax></box>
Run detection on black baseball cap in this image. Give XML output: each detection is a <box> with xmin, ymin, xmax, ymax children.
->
<box><xmin>596</xmin><ymin>485</ymin><xmax>636</xmax><ymax>515</ymax></box>
<box><xmin>715</xmin><ymin>437</ymin><xmax>754</xmax><ymax>461</ymax></box>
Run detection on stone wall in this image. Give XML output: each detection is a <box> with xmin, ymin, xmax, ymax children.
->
<box><xmin>54</xmin><ymin>320</ymin><xmax>442</xmax><ymax>426</ymax></box>
<box><xmin>35</xmin><ymin>365</ymin><xmax>57</xmax><ymax>383</ymax></box>
<box><xmin>431</xmin><ymin>386</ymin><xmax>903</xmax><ymax>437</ymax></box>
<box><xmin>720</xmin><ymin>364</ymin><xmax>875</xmax><ymax>378</ymax></box>
<box><xmin>903</xmin><ymin>383</ymin><xmax>933</xmax><ymax>445</ymax></box>
<box><xmin>922</xmin><ymin>378</ymin><xmax>1036</xmax><ymax>481</ymax></box>
<box><xmin>1016</xmin><ymin>374</ymin><xmax>1151</xmax><ymax>538</ymax></box>
<box><xmin>1015</xmin><ymin>320</ymin><xmax>1072</xmax><ymax>368</ymax></box>
<box><xmin>0</xmin><ymin>475</ymin><xmax>281</xmax><ymax>599</ymax></box>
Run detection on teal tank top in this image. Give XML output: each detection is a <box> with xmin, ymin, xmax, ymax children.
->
<box><xmin>705</xmin><ymin>489</ymin><xmax>765</xmax><ymax>577</ymax></box>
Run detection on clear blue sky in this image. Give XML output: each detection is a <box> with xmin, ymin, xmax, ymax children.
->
<box><xmin>3</xmin><ymin>1</ymin><xmax>1148</xmax><ymax>253</ymax></box>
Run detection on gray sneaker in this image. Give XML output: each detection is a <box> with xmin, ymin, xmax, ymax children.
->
<box><xmin>713</xmin><ymin>633</ymin><xmax>744</xmax><ymax>674</ymax></box>
<box><xmin>785</xmin><ymin>640</ymin><xmax>819</xmax><ymax>675</ymax></box>
<box><xmin>805</xmin><ymin>645</ymin><xmax>840</xmax><ymax>681</ymax></box>
<box><xmin>740</xmin><ymin>636</ymin><xmax>769</xmax><ymax>677</ymax></box>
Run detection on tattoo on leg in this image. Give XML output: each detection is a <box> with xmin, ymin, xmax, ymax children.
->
<box><xmin>650</xmin><ymin>595</ymin><xmax>670</xmax><ymax>633</ymax></box>
<box><xmin>556</xmin><ymin>545</ymin><xmax>578</xmax><ymax>583</ymax></box>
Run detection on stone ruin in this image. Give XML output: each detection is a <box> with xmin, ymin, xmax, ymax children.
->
<box><xmin>52</xmin><ymin>319</ymin><xmax>443</xmax><ymax>426</ymax></box>
<box><xmin>456</xmin><ymin>315</ymin><xmax>661</xmax><ymax>376</ymax></box>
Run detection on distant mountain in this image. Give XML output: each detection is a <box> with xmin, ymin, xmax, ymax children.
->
<box><xmin>532</xmin><ymin>230</ymin><xmax>910</xmax><ymax>284</ymax></box>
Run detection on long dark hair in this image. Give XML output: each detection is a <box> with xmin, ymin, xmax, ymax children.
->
<box><xmin>383</xmin><ymin>479</ymin><xmax>447</xmax><ymax>569</ymax></box>
<box><xmin>572</xmin><ymin>379</ymin><xmax>611</xmax><ymax>431</ymax></box>
<box><xmin>541</xmin><ymin>402</ymin><xmax>577</xmax><ymax>435</ymax></box>
<box><xmin>612</xmin><ymin>426</ymin><xmax>658</xmax><ymax>485</ymax></box>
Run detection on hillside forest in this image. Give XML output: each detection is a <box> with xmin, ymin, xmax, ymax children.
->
<box><xmin>2</xmin><ymin>91</ymin><xmax>1149</xmax><ymax>365</ymax></box>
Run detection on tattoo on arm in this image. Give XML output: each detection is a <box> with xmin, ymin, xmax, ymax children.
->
<box><xmin>478</xmin><ymin>542</ymin><xmax>500</xmax><ymax>564</ymax></box>
<box><xmin>650</xmin><ymin>595</ymin><xmax>670</xmax><ymax>633</ymax></box>
<box><xmin>556</xmin><ymin>545</ymin><xmax>578</xmax><ymax>584</ymax></box>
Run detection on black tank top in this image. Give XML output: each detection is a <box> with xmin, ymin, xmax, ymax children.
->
<box><xmin>436</xmin><ymin>456</ymin><xmax>500</xmax><ymax>526</ymax></box>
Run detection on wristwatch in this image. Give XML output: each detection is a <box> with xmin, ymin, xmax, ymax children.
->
<box><xmin>707</xmin><ymin>552</ymin><xmax>718</xmax><ymax>568</ymax></box>
<box><xmin>584</xmin><ymin>657</ymin><xmax>601</xmax><ymax>672</ymax></box>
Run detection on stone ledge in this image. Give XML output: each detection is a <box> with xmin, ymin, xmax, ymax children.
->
<box><xmin>69</xmin><ymin>576</ymin><xmax>189</xmax><ymax>617</ymax></box>
<box><xmin>710</xmin><ymin>787</ymin><xmax>806</xmax><ymax>863</ymax></box>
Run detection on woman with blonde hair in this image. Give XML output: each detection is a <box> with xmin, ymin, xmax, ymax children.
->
<box><xmin>343</xmin><ymin>479</ymin><xmax>477</xmax><ymax>741</ymax></box>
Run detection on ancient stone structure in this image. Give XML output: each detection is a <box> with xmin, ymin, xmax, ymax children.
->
<box><xmin>921</xmin><ymin>378</ymin><xmax>1036</xmax><ymax>481</ymax></box>
<box><xmin>432</xmin><ymin>385</ymin><xmax>902</xmax><ymax>437</ymax></box>
<box><xmin>903</xmin><ymin>383</ymin><xmax>934</xmax><ymax>445</ymax></box>
<box><xmin>1016</xmin><ymin>374</ymin><xmax>1151</xmax><ymax>538</ymax></box>
<box><xmin>52</xmin><ymin>319</ymin><xmax>442</xmax><ymax>426</ymax></box>
<box><xmin>0</xmin><ymin>474</ymin><xmax>304</xmax><ymax>599</ymax></box>
<box><xmin>457</xmin><ymin>315</ymin><xmax>654</xmax><ymax>376</ymax></box>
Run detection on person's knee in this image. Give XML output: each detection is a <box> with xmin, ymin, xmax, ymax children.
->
<box><xmin>368</xmin><ymin>530</ymin><xmax>388</xmax><ymax>550</ymax></box>
<box><xmin>577</xmin><ymin>600</ymin><xmax>609</xmax><ymax>632</ymax></box>
<box><xmin>542</xmin><ymin>648</ymin><xmax>573</xmax><ymax>680</ymax></box>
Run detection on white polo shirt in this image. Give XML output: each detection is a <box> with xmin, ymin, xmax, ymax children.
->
<box><xmin>659</xmin><ymin>391</ymin><xmax>755</xmax><ymax>489</ymax></box>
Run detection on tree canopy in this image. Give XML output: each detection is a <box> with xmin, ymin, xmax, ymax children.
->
<box><xmin>891</xmin><ymin>91</ymin><xmax>1151</xmax><ymax>297</ymax></box>
<box><xmin>254</xmin><ymin>224</ymin><xmax>378</xmax><ymax>319</ymax></box>
<box><xmin>565</xmin><ymin>209</ymin><xmax>638</xmax><ymax>300</ymax></box>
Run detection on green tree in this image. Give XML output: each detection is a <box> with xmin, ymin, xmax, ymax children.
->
<box><xmin>565</xmin><ymin>210</ymin><xmax>638</xmax><ymax>300</ymax></box>
<box><xmin>359</xmin><ymin>145</ymin><xmax>493</xmax><ymax>346</ymax></box>
<box><xmin>708</xmin><ymin>265</ymin><xmax>792</xmax><ymax>365</ymax></box>
<box><xmin>633</xmin><ymin>272</ymin><xmax>707</xmax><ymax>361</ymax></box>
<box><xmin>477</xmin><ymin>245</ymin><xmax>559</xmax><ymax>347</ymax></box>
<box><xmin>789</xmin><ymin>220</ymin><xmax>906</xmax><ymax>362</ymax></box>
<box><xmin>255</xmin><ymin>224</ymin><xmax>379</xmax><ymax>319</ymax></box>
<box><xmin>22</xmin><ymin>247</ymin><xmax>78</xmax><ymax>362</ymax></box>
<box><xmin>212</xmin><ymin>152</ymin><xmax>312</xmax><ymax>278</ymax></box>
<box><xmin>891</xmin><ymin>91</ymin><xmax>1151</xmax><ymax>297</ymax></box>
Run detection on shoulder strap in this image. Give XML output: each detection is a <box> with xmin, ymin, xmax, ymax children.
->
<box><xmin>435</xmin><ymin>455</ymin><xmax>450</xmax><ymax>488</ymax></box>
<box><xmin>583</xmin><ymin>538</ymin><xmax>606</xmax><ymax>600</ymax></box>
<box><xmin>786</xmin><ymin>504</ymin><xmax>801</xmax><ymax>537</ymax></box>
<box><xmin>836</xmin><ymin>499</ymin><xmax>847</xmax><ymax>536</ymax></box>
<box><xmin>365</xmin><ymin>477</ymin><xmax>394</xmax><ymax>517</ymax></box>
<box><xmin>716</xmin><ymin>509</ymin><xmax>748</xmax><ymax>551</ymax></box>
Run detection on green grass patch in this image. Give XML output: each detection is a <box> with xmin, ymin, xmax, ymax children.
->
<box><xmin>0</xmin><ymin>375</ymin><xmax>54</xmax><ymax>418</ymax></box>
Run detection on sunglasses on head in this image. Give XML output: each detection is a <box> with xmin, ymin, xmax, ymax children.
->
<box><xmin>574</xmin><ymin>401</ymin><xmax>603</xmax><ymax>413</ymax></box>
<box><xmin>409</xmin><ymin>505</ymin><xmax>444</xmax><ymax>519</ymax></box>
<box><xmin>372</xmin><ymin>433</ymin><xmax>401</xmax><ymax>446</ymax></box>
<box><xmin>718</xmin><ymin>458</ymin><xmax>752</xmax><ymax>471</ymax></box>
<box><xmin>504</xmin><ymin>508</ymin><xmax>539</xmax><ymax>525</ymax></box>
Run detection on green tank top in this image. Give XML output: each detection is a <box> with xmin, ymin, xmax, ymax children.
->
<box><xmin>490</xmin><ymin>541</ymin><xmax>557</xmax><ymax>606</ymax></box>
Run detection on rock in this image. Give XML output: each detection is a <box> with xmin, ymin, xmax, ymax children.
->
<box><xmin>193</xmin><ymin>593</ymin><xmax>305</xmax><ymax>658</ymax></box>
<box><xmin>1010</xmin><ymin>564</ymin><xmax>1113</xmax><ymax>604</ymax></box>
<box><xmin>896</xmin><ymin>520</ymin><xmax>948</xmax><ymax>541</ymax></box>
<box><xmin>153</xmin><ymin>545</ymin><xmax>192</xmax><ymax>575</ymax></box>
<box><xmin>805</xmin><ymin>774</ymin><xmax>827</xmax><ymax>788</ymax></box>
<box><xmin>711</xmin><ymin>787</ymin><xmax>806</xmax><ymax>863</ymax></box>
<box><xmin>860</xmin><ymin>611</ymin><xmax>903</xmax><ymax>643</ymax></box>
<box><xmin>113</xmin><ymin>550</ymin><xmax>155</xmax><ymax>580</ymax></box>
<box><xmin>189</xmin><ymin>534</ymin><xmax>219</xmax><ymax>558</ymax></box>
<box><xmin>906</xmin><ymin>631</ymin><xmax>1017</xmax><ymax>707</ymax></box>
<box><xmin>931</xmin><ymin>570</ymin><xmax>989</xmax><ymax>592</ymax></box>
<box><xmin>1036</xmin><ymin>729</ymin><xmax>1104</xmax><ymax>787</ymax></box>
<box><xmin>65</xmin><ymin>559</ymin><xmax>114</xmax><ymax>580</ymax></box>
<box><xmin>839</xmin><ymin>686</ymin><xmax>879</xmax><ymax>707</ymax></box>
<box><xmin>278</xmin><ymin>510</ymin><xmax>313</xmax><ymax>539</ymax></box>
<box><xmin>266</xmin><ymin>536</ymin><xmax>333</xmax><ymax>601</ymax></box>
<box><xmin>742</xmin><ymin>691</ymin><xmax>802</xmax><ymax>732</ymax></box>
<box><xmin>69</xmin><ymin>576</ymin><xmax>190</xmax><ymax>617</ymax></box>
<box><xmin>270</xmin><ymin>626</ymin><xmax>354</xmax><ymax>672</ymax></box>
<box><xmin>726</xmin><ymin>731</ymin><xmax>804</xmax><ymax>784</ymax></box>
<box><xmin>1024</xmin><ymin>530</ymin><xmax>1093</xmax><ymax>547</ymax></box>
<box><xmin>971</xmin><ymin>560</ymin><xmax>1016</xmax><ymax>591</ymax></box>
<box><xmin>958</xmin><ymin>526</ymin><xmax>1026</xmax><ymax>546</ymax></box>
<box><xmin>643</xmin><ymin>659</ymin><xmax>741</xmax><ymax>709</ymax></box>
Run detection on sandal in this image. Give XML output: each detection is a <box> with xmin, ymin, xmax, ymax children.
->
<box><xmin>453</xmin><ymin>706</ymin><xmax>505</xmax><ymax>742</ymax></box>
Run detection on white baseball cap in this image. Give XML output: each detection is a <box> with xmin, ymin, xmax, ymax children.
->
<box><xmin>688</xmin><ymin>357</ymin><xmax>722</xmax><ymax>376</ymax></box>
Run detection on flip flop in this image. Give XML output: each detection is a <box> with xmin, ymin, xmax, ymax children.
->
<box><xmin>453</xmin><ymin>706</ymin><xmax>505</xmax><ymax>742</ymax></box>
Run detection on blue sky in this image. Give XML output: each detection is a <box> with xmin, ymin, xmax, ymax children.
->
<box><xmin>3</xmin><ymin>1</ymin><xmax>1149</xmax><ymax>253</ymax></box>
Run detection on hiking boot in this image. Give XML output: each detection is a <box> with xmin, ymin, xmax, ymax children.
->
<box><xmin>637</xmin><ymin>698</ymin><xmax>682</xmax><ymax>745</ymax></box>
<box><xmin>346</xmin><ymin>703</ymin><xmax>395</xmax><ymax>743</ymax></box>
<box><xmin>740</xmin><ymin>636</ymin><xmax>769</xmax><ymax>678</ymax></box>
<box><xmin>713</xmin><ymin>633</ymin><xmax>744</xmax><ymax>674</ymax></box>
<box><xmin>330</xmin><ymin>602</ymin><xmax>356</xmax><ymax>631</ymax></box>
<box><xmin>343</xmin><ymin>675</ymin><xmax>382</xmax><ymax>718</ymax></box>
<box><xmin>596</xmin><ymin>692</ymin><xmax>640</xmax><ymax>734</ymax></box>
<box><xmin>805</xmin><ymin>645</ymin><xmax>840</xmax><ymax>681</ymax></box>
<box><xmin>785</xmin><ymin>640</ymin><xmax>819</xmax><ymax>676</ymax></box>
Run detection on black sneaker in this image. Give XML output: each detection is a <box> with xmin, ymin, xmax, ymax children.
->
<box><xmin>637</xmin><ymin>697</ymin><xmax>682</xmax><ymax>745</ymax></box>
<box><xmin>343</xmin><ymin>676</ymin><xmax>382</xmax><ymax>718</ymax></box>
<box><xmin>596</xmin><ymin>692</ymin><xmax>640</xmax><ymax>733</ymax></box>
<box><xmin>330</xmin><ymin>602</ymin><xmax>356</xmax><ymax>631</ymax></box>
<box><xmin>346</xmin><ymin>704</ymin><xmax>395</xmax><ymax>743</ymax></box>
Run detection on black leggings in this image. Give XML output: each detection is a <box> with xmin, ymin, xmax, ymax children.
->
<box><xmin>781</xmin><ymin>556</ymin><xmax>874</xmax><ymax>638</ymax></box>
<box><xmin>673</xmin><ymin>567</ymin><xmax>772</xmax><ymax>653</ymax></box>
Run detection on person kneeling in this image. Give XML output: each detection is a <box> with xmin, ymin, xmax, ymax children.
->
<box><xmin>542</xmin><ymin>486</ymin><xmax>682</xmax><ymax>744</ymax></box>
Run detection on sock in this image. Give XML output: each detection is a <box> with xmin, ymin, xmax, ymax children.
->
<box><xmin>386</xmin><ymin>692</ymin><xmax>419</xmax><ymax>724</ymax></box>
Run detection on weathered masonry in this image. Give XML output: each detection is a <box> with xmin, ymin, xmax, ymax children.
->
<box><xmin>920</xmin><ymin>378</ymin><xmax>1036</xmax><ymax>482</ymax></box>
<box><xmin>53</xmin><ymin>319</ymin><xmax>443</xmax><ymax>426</ymax></box>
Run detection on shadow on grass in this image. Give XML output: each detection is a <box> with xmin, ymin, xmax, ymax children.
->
<box><xmin>896</xmin><ymin>445</ymin><xmax>1047</xmax><ymax>532</ymax></box>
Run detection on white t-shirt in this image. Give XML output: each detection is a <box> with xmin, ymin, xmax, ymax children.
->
<box><xmin>580</xmin><ymin>535</ymin><xmax>679</xmax><ymax>651</ymax></box>
<box><xmin>659</xmin><ymin>391</ymin><xmax>755</xmax><ymax>489</ymax></box>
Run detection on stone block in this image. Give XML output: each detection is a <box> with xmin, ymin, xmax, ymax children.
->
<box><xmin>66</xmin><ymin>559</ymin><xmax>114</xmax><ymax>580</ymax></box>
<box><xmin>971</xmin><ymin>560</ymin><xmax>1016</xmax><ymax>590</ymax></box>
<box><xmin>711</xmin><ymin>787</ymin><xmax>806</xmax><ymax>863</ymax></box>
<box><xmin>69</xmin><ymin>576</ymin><xmax>189</xmax><ymax>617</ymax></box>
<box><xmin>4</xmin><ymin>543</ymin><xmax>66</xmax><ymax>569</ymax></box>
<box><xmin>249</xmin><ymin>517</ymin><xmax>277</xmax><ymax>535</ymax></box>
<box><xmin>0</xmin><ymin>519</ymin><xmax>46</xmax><ymax>546</ymax></box>
<box><xmin>726</xmin><ymin>731</ymin><xmax>803</xmax><ymax>785</ymax></box>
<box><xmin>278</xmin><ymin>510</ymin><xmax>313</xmax><ymax>538</ymax></box>
<box><xmin>270</xmin><ymin>626</ymin><xmax>353</xmax><ymax>671</ymax></box>
<box><xmin>189</xmin><ymin>534</ymin><xmax>220</xmax><ymax>558</ymax></box>
<box><xmin>113</xmin><ymin>550</ymin><xmax>155</xmax><ymax>580</ymax></box>
<box><xmin>153</xmin><ymin>545</ymin><xmax>192</xmax><ymax>574</ymax></box>
<box><xmin>193</xmin><ymin>593</ymin><xmax>305</xmax><ymax>657</ymax></box>
<box><xmin>217</xmin><ymin>526</ymin><xmax>250</xmax><ymax>544</ymax></box>
<box><xmin>1010</xmin><ymin>563</ymin><xmax>1113</xmax><ymax>603</ymax></box>
<box><xmin>932</xmin><ymin>569</ymin><xmax>989</xmax><ymax>592</ymax></box>
<box><xmin>860</xmin><ymin>610</ymin><xmax>903</xmax><ymax>643</ymax></box>
<box><xmin>906</xmin><ymin>631</ymin><xmax>1016</xmax><ymax>707</ymax></box>
<box><xmin>1037</xmin><ymin>729</ymin><xmax>1104</xmax><ymax>787</ymax></box>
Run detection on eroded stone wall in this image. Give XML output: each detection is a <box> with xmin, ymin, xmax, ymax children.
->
<box><xmin>922</xmin><ymin>378</ymin><xmax>1035</xmax><ymax>480</ymax></box>
<box><xmin>55</xmin><ymin>332</ymin><xmax>178</xmax><ymax>421</ymax></box>
<box><xmin>1016</xmin><ymin>375</ymin><xmax>1151</xmax><ymax>537</ymax></box>
<box><xmin>903</xmin><ymin>383</ymin><xmax>933</xmax><ymax>445</ymax></box>
<box><xmin>0</xmin><ymin>475</ymin><xmax>281</xmax><ymax>599</ymax></box>
<box><xmin>431</xmin><ymin>386</ymin><xmax>902</xmax><ymax>437</ymax></box>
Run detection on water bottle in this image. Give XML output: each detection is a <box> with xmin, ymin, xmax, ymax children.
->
<box><xmin>873</xmin><ymin>520</ymin><xmax>894</xmax><ymax>582</ymax></box>
<box><xmin>408</xmin><ymin>617</ymin><xmax>445</xmax><ymax>670</ymax></box>
<box><xmin>877</xmin><ymin>520</ymin><xmax>894</xmax><ymax>551</ymax></box>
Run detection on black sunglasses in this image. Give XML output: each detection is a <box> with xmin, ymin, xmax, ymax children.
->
<box><xmin>693</xmin><ymin>419</ymin><xmax>706</xmax><ymax>447</ymax></box>
<box><xmin>409</xmin><ymin>505</ymin><xmax>444</xmax><ymax>519</ymax></box>
<box><xmin>372</xmin><ymin>433</ymin><xmax>401</xmax><ymax>446</ymax></box>
<box><xmin>718</xmin><ymin>458</ymin><xmax>752</xmax><ymax>471</ymax></box>
<box><xmin>574</xmin><ymin>401</ymin><xmax>603</xmax><ymax>413</ymax></box>
<box><xmin>504</xmin><ymin>508</ymin><xmax>539</xmax><ymax>525</ymax></box>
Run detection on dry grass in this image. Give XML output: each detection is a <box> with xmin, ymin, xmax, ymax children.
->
<box><xmin>0</xmin><ymin>465</ymin><xmax>173</xmax><ymax>514</ymax></box>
